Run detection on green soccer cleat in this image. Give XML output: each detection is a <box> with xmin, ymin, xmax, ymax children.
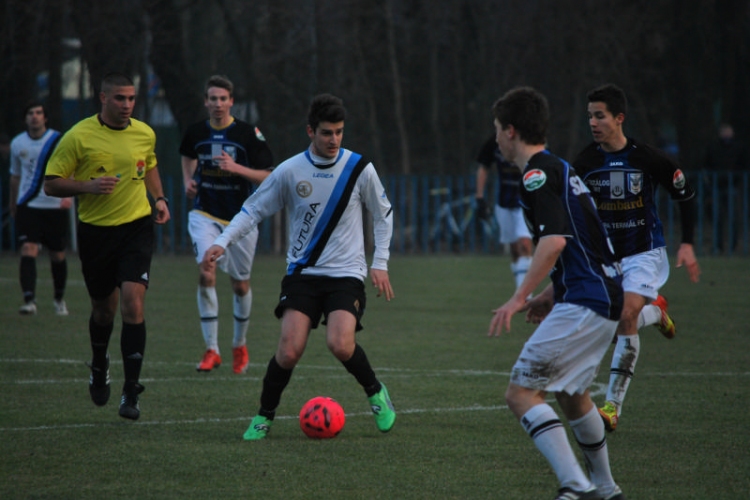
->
<box><xmin>598</xmin><ymin>401</ymin><xmax>619</xmax><ymax>432</ymax></box>
<box><xmin>368</xmin><ymin>383</ymin><xmax>396</xmax><ymax>433</ymax></box>
<box><xmin>243</xmin><ymin>415</ymin><xmax>272</xmax><ymax>440</ymax></box>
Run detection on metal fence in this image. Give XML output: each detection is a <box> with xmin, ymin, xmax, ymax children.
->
<box><xmin>1</xmin><ymin>170</ymin><xmax>747</xmax><ymax>257</ymax></box>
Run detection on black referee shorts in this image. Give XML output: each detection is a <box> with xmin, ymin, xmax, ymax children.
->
<box><xmin>77</xmin><ymin>216</ymin><xmax>155</xmax><ymax>300</ymax></box>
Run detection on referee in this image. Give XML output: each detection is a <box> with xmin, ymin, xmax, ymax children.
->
<box><xmin>44</xmin><ymin>72</ymin><xmax>171</xmax><ymax>421</ymax></box>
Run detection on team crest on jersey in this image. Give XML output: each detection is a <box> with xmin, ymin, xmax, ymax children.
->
<box><xmin>673</xmin><ymin>169</ymin><xmax>686</xmax><ymax>189</ymax></box>
<box><xmin>296</xmin><ymin>180</ymin><xmax>313</xmax><ymax>198</ymax></box>
<box><xmin>255</xmin><ymin>127</ymin><xmax>266</xmax><ymax>142</ymax></box>
<box><xmin>134</xmin><ymin>159</ymin><xmax>146</xmax><ymax>179</ymax></box>
<box><xmin>628</xmin><ymin>173</ymin><xmax>642</xmax><ymax>195</ymax></box>
<box><xmin>609</xmin><ymin>172</ymin><xmax>625</xmax><ymax>199</ymax></box>
<box><xmin>523</xmin><ymin>169</ymin><xmax>546</xmax><ymax>191</ymax></box>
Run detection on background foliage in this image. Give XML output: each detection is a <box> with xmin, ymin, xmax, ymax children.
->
<box><xmin>2</xmin><ymin>0</ymin><xmax>749</xmax><ymax>177</ymax></box>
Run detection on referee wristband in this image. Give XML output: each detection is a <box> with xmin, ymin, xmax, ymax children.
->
<box><xmin>155</xmin><ymin>196</ymin><xmax>169</xmax><ymax>206</ymax></box>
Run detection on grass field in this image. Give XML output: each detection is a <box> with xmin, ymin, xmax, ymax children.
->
<box><xmin>1</xmin><ymin>252</ymin><xmax>749</xmax><ymax>499</ymax></box>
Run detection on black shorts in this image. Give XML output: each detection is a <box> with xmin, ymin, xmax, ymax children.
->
<box><xmin>77</xmin><ymin>216</ymin><xmax>154</xmax><ymax>300</ymax></box>
<box><xmin>15</xmin><ymin>205</ymin><xmax>69</xmax><ymax>251</ymax></box>
<box><xmin>274</xmin><ymin>275</ymin><xmax>367</xmax><ymax>331</ymax></box>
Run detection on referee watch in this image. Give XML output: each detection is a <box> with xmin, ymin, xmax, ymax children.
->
<box><xmin>155</xmin><ymin>196</ymin><xmax>169</xmax><ymax>207</ymax></box>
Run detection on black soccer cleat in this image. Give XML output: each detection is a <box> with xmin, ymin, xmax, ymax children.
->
<box><xmin>87</xmin><ymin>355</ymin><xmax>111</xmax><ymax>407</ymax></box>
<box><xmin>118</xmin><ymin>383</ymin><xmax>145</xmax><ymax>421</ymax></box>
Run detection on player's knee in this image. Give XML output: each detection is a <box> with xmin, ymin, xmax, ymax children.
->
<box><xmin>232</xmin><ymin>280</ymin><xmax>249</xmax><ymax>296</ymax></box>
<box><xmin>276</xmin><ymin>348</ymin><xmax>301</xmax><ymax>368</ymax></box>
<box><xmin>198</xmin><ymin>268</ymin><xmax>216</xmax><ymax>287</ymax></box>
<box><xmin>326</xmin><ymin>339</ymin><xmax>354</xmax><ymax>361</ymax></box>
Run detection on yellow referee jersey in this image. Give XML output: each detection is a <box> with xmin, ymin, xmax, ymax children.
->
<box><xmin>46</xmin><ymin>115</ymin><xmax>157</xmax><ymax>226</ymax></box>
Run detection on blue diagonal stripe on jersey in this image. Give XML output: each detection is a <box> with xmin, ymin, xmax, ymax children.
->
<box><xmin>18</xmin><ymin>131</ymin><xmax>62</xmax><ymax>206</ymax></box>
<box><xmin>289</xmin><ymin>152</ymin><xmax>369</xmax><ymax>274</ymax></box>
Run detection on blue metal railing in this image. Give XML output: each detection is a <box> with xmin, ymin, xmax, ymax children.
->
<box><xmin>1</xmin><ymin>171</ymin><xmax>748</xmax><ymax>257</ymax></box>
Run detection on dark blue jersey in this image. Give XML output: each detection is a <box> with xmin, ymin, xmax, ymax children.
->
<box><xmin>180</xmin><ymin>119</ymin><xmax>273</xmax><ymax>222</ymax></box>
<box><xmin>573</xmin><ymin>138</ymin><xmax>695</xmax><ymax>258</ymax></box>
<box><xmin>477</xmin><ymin>136</ymin><xmax>522</xmax><ymax>208</ymax></box>
<box><xmin>520</xmin><ymin>151</ymin><xmax>623</xmax><ymax>320</ymax></box>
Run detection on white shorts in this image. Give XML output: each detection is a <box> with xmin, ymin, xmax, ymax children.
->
<box><xmin>620</xmin><ymin>247</ymin><xmax>669</xmax><ymax>300</ymax></box>
<box><xmin>494</xmin><ymin>205</ymin><xmax>532</xmax><ymax>245</ymax></box>
<box><xmin>510</xmin><ymin>303</ymin><xmax>618</xmax><ymax>395</ymax></box>
<box><xmin>188</xmin><ymin>210</ymin><xmax>258</xmax><ymax>281</ymax></box>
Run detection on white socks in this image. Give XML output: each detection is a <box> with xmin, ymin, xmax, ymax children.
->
<box><xmin>606</xmin><ymin>334</ymin><xmax>640</xmax><ymax>414</ymax></box>
<box><xmin>638</xmin><ymin>304</ymin><xmax>661</xmax><ymax>329</ymax></box>
<box><xmin>512</xmin><ymin>256</ymin><xmax>532</xmax><ymax>290</ymax></box>
<box><xmin>197</xmin><ymin>286</ymin><xmax>219</xmax><ymax>352</ymax></box>
<box><xmin>520</xmin><ymin>403</ymin><xmax>592</xmax><ymax>491</ymax></box>
<box><xmin>233</xmin><ymin>290</ymin><xmax>252</xmax><ymax>348</ymax></box>
<box><xmin>570</xmin><ymin>406</ymin><xmax>617</xmax><ymax>496</ymax></box>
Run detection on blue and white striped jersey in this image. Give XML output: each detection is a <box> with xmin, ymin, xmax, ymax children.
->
<box><xmin>10</xmin><ymin>129</ymin><xmax>63</xmax><ymax>209</ymax></box>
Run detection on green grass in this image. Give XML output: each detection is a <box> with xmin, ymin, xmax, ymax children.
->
<box><xmin>1</xmin><ymin>253</ymin><xmax>749</xmax><ymax>499</ymax></box>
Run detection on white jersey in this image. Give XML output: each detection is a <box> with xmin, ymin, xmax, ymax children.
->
<box><xmin>10</xmin><ymin>129</ymin><xmax>64</xmax><ymax>209</ymax></box>
<box><xmin>214</xmin><ymin>147</ymin><xmax>393</xmax><ymax>281</ymax></box>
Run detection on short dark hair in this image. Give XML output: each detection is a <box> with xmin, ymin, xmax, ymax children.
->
<box><xmin>101</xmin><ymin>72</ymin><xmax>135</xmax><ymax>93</ymax></box>
<box><xmin>205</xmin><ymin>75</ymin><xmax>234</xmax><ymax>97</ymax></box>
<box><xmin>587</xmin><ymin>84</ymin><xmax>628</xmax><ymax>117</ymax></box>
<box><xmin>308</xmin><ymin>94</ymin><xmax>346</xmax><ymax>131</ymax></box>
<box><xmin>492</xmin><ymin>86</ymin><xmax>548</xmax><ymax>146</ymax></box>
<box><xmin>24</xmin><ymin>101</ymin><xmax>46</xmax><ymax>117</ymax></box>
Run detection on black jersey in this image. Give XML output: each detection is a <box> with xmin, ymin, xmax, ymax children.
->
<box><xmin>180</xmin><ymin>119</ymin><xmax>273</xmax><ymax>222</ymax></box>
<box><xmin>477</xmin><ymin>136</ymin><xmax>522</xmax><ymax>208</ymax></box>
<box><xmin>520</xmin><ymin>151</ymin><xmax>623</xmax><ymax>321</ymax></box>
<box><xmin>573</xmin><ymin>139</ymin><xmax>694</xmax><ymax>258</ymax></box>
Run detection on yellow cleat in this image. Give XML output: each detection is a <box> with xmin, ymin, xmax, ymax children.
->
<box><xmin>598</xmin><ymin>401</ymin><xmax>619</xmax><ymax>432</ymax></box>
<box><xmin>652</xmin><ymin>295</ymin><xmax>676</xmax><ymax>339</ymax></box>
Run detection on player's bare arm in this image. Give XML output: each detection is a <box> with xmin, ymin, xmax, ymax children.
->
<box><xmin>676</xmin><ymin>242</ymin><xmax>701</xmax><ymax>283</ymax></box>
<box><xmin>524</xmin><ymin>284</ymin><xmax>554</xmax><ymax>324</ymax></box>
<box><xmin>214</xmin><ymin>151</ymin><xmax>271</xmax><ymax>184</ymax></box>
<box><xmin>145</xmin><ymin>168</ymin><xmax>171</xmax><ymax>225</ymax></box>
<box><xmin>44</xmin><ymin>175</ymin><xmax>120</xmax><ymax>197</ymax></box>
<box><xmin>181</xmin><ymin>156</ymin><xmax>198</xmax><ymax>199</ymax></box>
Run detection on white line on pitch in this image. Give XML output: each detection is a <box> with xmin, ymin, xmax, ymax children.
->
<box><xmin>0</xmin><ymin>383</ymin><xmax>608</xmax><ymax>434</ymax></box>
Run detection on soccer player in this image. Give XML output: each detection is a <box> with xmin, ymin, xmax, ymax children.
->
<box><xmin>9</xmin><ymin>102</ymin><xmax>71</xmax><ymax>315</ymax></box>
<box><xmin>180</xmin><ymin>75</ymin><xmax>273</xmax><ymax>374</ymax></box>
<box><xmin>202</xmin><ymin>93</ymin><xmax>396</xmax><ymax>440</ymax></box>
<box><xmin>475</xmin><ymin>134</ymin><xmax>534</xmax><ymax>290</ymax></box>
<box><xmin>573</xmin><ymin>84</ymin><xmax>701</xmax><ymax>431</ymax></box>
<box><xmin>488</xmin><ymin>87</ymin><xmax>625</xmax><ymax>500</ymax></box>
<box><xmin>44</xmin><ymin>72</ymin><xmax>171</xmax><ymax>420</ymax></box>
